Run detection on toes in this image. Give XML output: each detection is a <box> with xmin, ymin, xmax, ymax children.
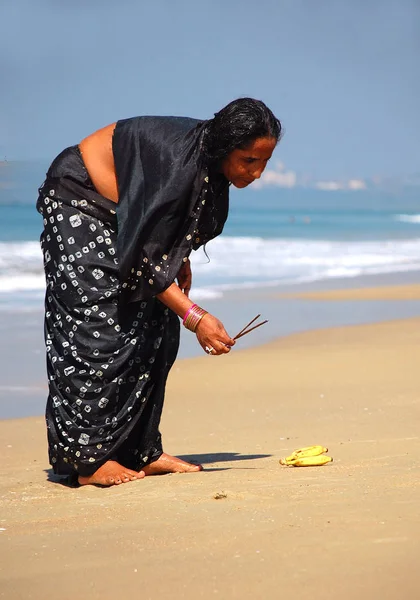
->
<box><xmin>183</xmin><ymin>464</ymin><xmax>202</xmax><ymax>472</ymax></box>
<box><xmin>121</xmin><ymin>471</ymin><xmax>142</xmax><ymax>483</ymax></box>
<box><xmin>78</xmin><ymin>463</ymin><xmax>145</xmax><ymax>487</ymax></box>
<box><xmin>115</xmin><ymin>469</ymin><xmax>144</xmax><ymax>484</ymax></box>
<box><xmin>125</xmin><ymin>468</ymin><xmax>144</xmax><ymax>480</ymax></box>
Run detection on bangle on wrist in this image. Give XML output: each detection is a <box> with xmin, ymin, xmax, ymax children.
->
<box><xmin>182</xmin><ymin>304</ymin><xmax>208</xmax><ymax>332</ymax></box>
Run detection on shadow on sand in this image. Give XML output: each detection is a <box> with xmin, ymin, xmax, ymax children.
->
<box><xmin>177</xmin><ymin>452</ymin><xmax>271</xmax><ymax>465</ymax></box>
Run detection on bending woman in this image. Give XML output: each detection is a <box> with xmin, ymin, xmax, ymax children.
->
<box><xmin>36</xmin><ymin>97</ymin><xmax>281</xmax><ymax>487</ymax></box>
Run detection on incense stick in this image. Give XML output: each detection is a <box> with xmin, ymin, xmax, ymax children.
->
<box><xmin>233</xmin><ymin>314</ymin><xmax>261</xmax><ymax>340</ymax></box>
<box><xmin>234</xmin><ymin>319</ymin><xmax>269</xmax><ymax>340</ymax></box>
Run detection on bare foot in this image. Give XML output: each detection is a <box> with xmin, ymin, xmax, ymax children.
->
<box><xmin>78</xmin><ymin>460</ymin><xmax>145</xmax><ymax>487</ymax></box>
<box><xmin>142</xmin><ymin>453</ymin><xmax>203</xmax><ymax>476</ymax></box>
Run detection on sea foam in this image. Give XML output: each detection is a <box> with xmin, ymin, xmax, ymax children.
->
<box><xmin>1</xmin><ymin>237</ymin><xmax>420</xmax><ymax>309</ymax></box>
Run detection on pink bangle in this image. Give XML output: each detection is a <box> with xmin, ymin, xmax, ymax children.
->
<box><xmin>183</xmin><ymin>304</ymin><xmax>208</xmax><ymax>333</ymax></box>
<box><xmin>183</xmin><ymin>304</ymin><xmax>197</xmax><ymax>326</ymax></box>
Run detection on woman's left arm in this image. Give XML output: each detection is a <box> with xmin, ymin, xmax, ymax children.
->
<box><xmin>157</xmin><ymin>281</ymin><xmax>193</xmax><ymax>320</ymax></box>
<box><xmin>156</xmin><ymin>258</ymin><xmax>194</xmax><ymax>321</ymax></box>
<box><xmin>176</xmin><ymin>258</ymin><xmax>192</xmax><ymax>297</ymax></box>
<box><xmin>157</xmin><ymin>264</ymin><xmax>235</xmax><ymax>356</ymax></box>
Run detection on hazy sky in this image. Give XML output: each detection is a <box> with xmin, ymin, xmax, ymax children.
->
<box><xmin>1</xmin><ymin>0</ymin><xmax>419</xmax><ymax>180</ymax></box>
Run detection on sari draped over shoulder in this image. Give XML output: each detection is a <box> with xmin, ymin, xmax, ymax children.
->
<box><xmin>36</xmin><ymin>117</ymin><xmax>229</xmax><ymax>480</ymax></box>
<box><xmin>113</xmin><ymin>116</ymin><xmax>229</xmax><ymax>303</ymax></box>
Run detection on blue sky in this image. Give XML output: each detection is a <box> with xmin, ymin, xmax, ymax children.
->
<box><xmin>1</xmin><ymin>0</ymin><xmax>419</xmax><ymax>181</ymax></box>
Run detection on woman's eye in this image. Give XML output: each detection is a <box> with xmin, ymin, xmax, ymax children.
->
<box><xmin>244</xmin><ymin>158</ymin><xmax>255</xmax><ymax>163</ymax></box>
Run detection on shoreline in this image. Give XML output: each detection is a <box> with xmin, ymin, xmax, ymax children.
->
<box><xmin>1</xmin><ymin>315</ymin><xmax>419</xmax><ymax>599</ymax></box>
<box><xmin>1</xmin><ymin>272</ymin><xmax>420</xmax><ymax>420</ymax></box>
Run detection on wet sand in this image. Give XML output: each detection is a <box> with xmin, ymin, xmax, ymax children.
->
<box><xmin>1</xmin><ymin>307</ymin><xmax>419</xmax><ymax>599</ymax></box>
<box><xmin>280</xmin><ymin>282</ymin><xmax>420</xmax><ymax>301</ymax></box>
<box><xmin>3</xmin><ymin>272</ymin><xmax>420</xmax><ymax>420</ymax></box>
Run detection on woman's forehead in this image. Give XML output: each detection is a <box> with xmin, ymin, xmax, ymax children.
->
<box><xmin>238</xmin><ymin>137</ymin><xmax>277</xmax><ymax>157</ymax></box>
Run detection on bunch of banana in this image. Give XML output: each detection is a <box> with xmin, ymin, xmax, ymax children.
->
<box><xmin>279</xmin><ymin>445</ymin><xmax>333</xmax><ymax>467</ymax></box>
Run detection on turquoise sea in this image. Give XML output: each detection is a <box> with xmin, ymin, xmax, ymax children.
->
<box><xmin>1</xmin><ymin>160</ymin><xmax>420</xmax><ymax>310</ymax></box>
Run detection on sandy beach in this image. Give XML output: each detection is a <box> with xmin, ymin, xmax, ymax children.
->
<box><xmin>1</xmin><ymin>280</ymin><xmax>419</xmax><ymax>599</ymax></box>
<box><xmin>280</xmin><ymin>282</ymin><xmax>420</xmax><ymax>301</ymax></box>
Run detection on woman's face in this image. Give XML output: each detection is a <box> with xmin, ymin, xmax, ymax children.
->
<box><xmin>221</xmin><ymin>137</ymin><xmax>277</xmax><ymax>188</ymax></box>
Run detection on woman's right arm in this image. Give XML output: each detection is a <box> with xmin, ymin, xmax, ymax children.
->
<box><xmin>157</xmin><ymin>283</ymin><xmax>235</xmax><ymax>355</ymax></box>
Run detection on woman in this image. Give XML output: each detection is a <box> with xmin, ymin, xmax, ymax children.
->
<box><xmin>37</xmin><ymin>97</ymin><xmax>281</xmax><ymax>487</ymax></box>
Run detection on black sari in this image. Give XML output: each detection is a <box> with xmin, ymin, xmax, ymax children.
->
<box><xmin>37</xmin><ymin>117</ymin><xmax>229</xmax><ymax>479</ymax></box>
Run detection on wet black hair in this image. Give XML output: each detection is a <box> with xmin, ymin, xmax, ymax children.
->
<box><xmin>203</xmin><ymin>97</ymin><xmax>282</xmax><ymax>163</ymax></box>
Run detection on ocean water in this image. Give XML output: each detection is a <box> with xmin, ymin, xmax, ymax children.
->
<box><xmin>1</xmin><ymin>161</ymin><xmax>420</xmax><ymax>310</ymax></box>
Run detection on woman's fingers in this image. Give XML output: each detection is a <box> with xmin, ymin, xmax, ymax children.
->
<box><xmin>218</xmin><ymin>330</ymin><xmax>235</xmax><ymax>348</ymax></box>
<box><xmin>178</xmin><ymin>278</ymin><xmax>190</xmax><ymax>295</ymax></box>
<box><xmin>176</xmin><ymin>259</ymin><xmax>192</xmax><ymax>296</ymax></box>
<box><xmin>218</xmin><ymin>343</ymin><xmax>231</xmax><ymax>354</ymax></box>
<box><xmin>195</xmin><ymin>314</ymin><xmax>235</xmax><ymax>356</ymax></box>
<box><xmin>202</xmin><ymin>339</ymin><xmax>233</xmax><ymax>356</ymax></box>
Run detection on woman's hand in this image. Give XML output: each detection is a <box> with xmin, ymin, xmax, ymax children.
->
<box><xmin>176</xmin><ymin>259</ymin><xmax>192</xmax><ymax>297</ymax></box>
<box><xmin>157</xmin><ymin>281</ymin><xmax>234</xmax><ymax>356</ymax></box>
<box><xmin>195</xmin><ymin>314</ymin><xmax>235</xmax><ymax>356</ymax></box>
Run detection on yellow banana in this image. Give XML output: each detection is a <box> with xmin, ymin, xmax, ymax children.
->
<box><xmin>279</xmin><ymin>445</ymin><xmax>328</xmax><ymax>465</ymax></box>
<box><xmin>292</xmin><ymin>445</ymin><xmax>328</xmax><ymax>457</ymax></box>
<box><xmin>288</xmin><ymin>455</ymin><xmax>333</xmax><ymax>467</ymax></box>
<box><xmin>280</xmin><ymin>454</ymin><xmax>332</xmax><ymax>467</ymax></box>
